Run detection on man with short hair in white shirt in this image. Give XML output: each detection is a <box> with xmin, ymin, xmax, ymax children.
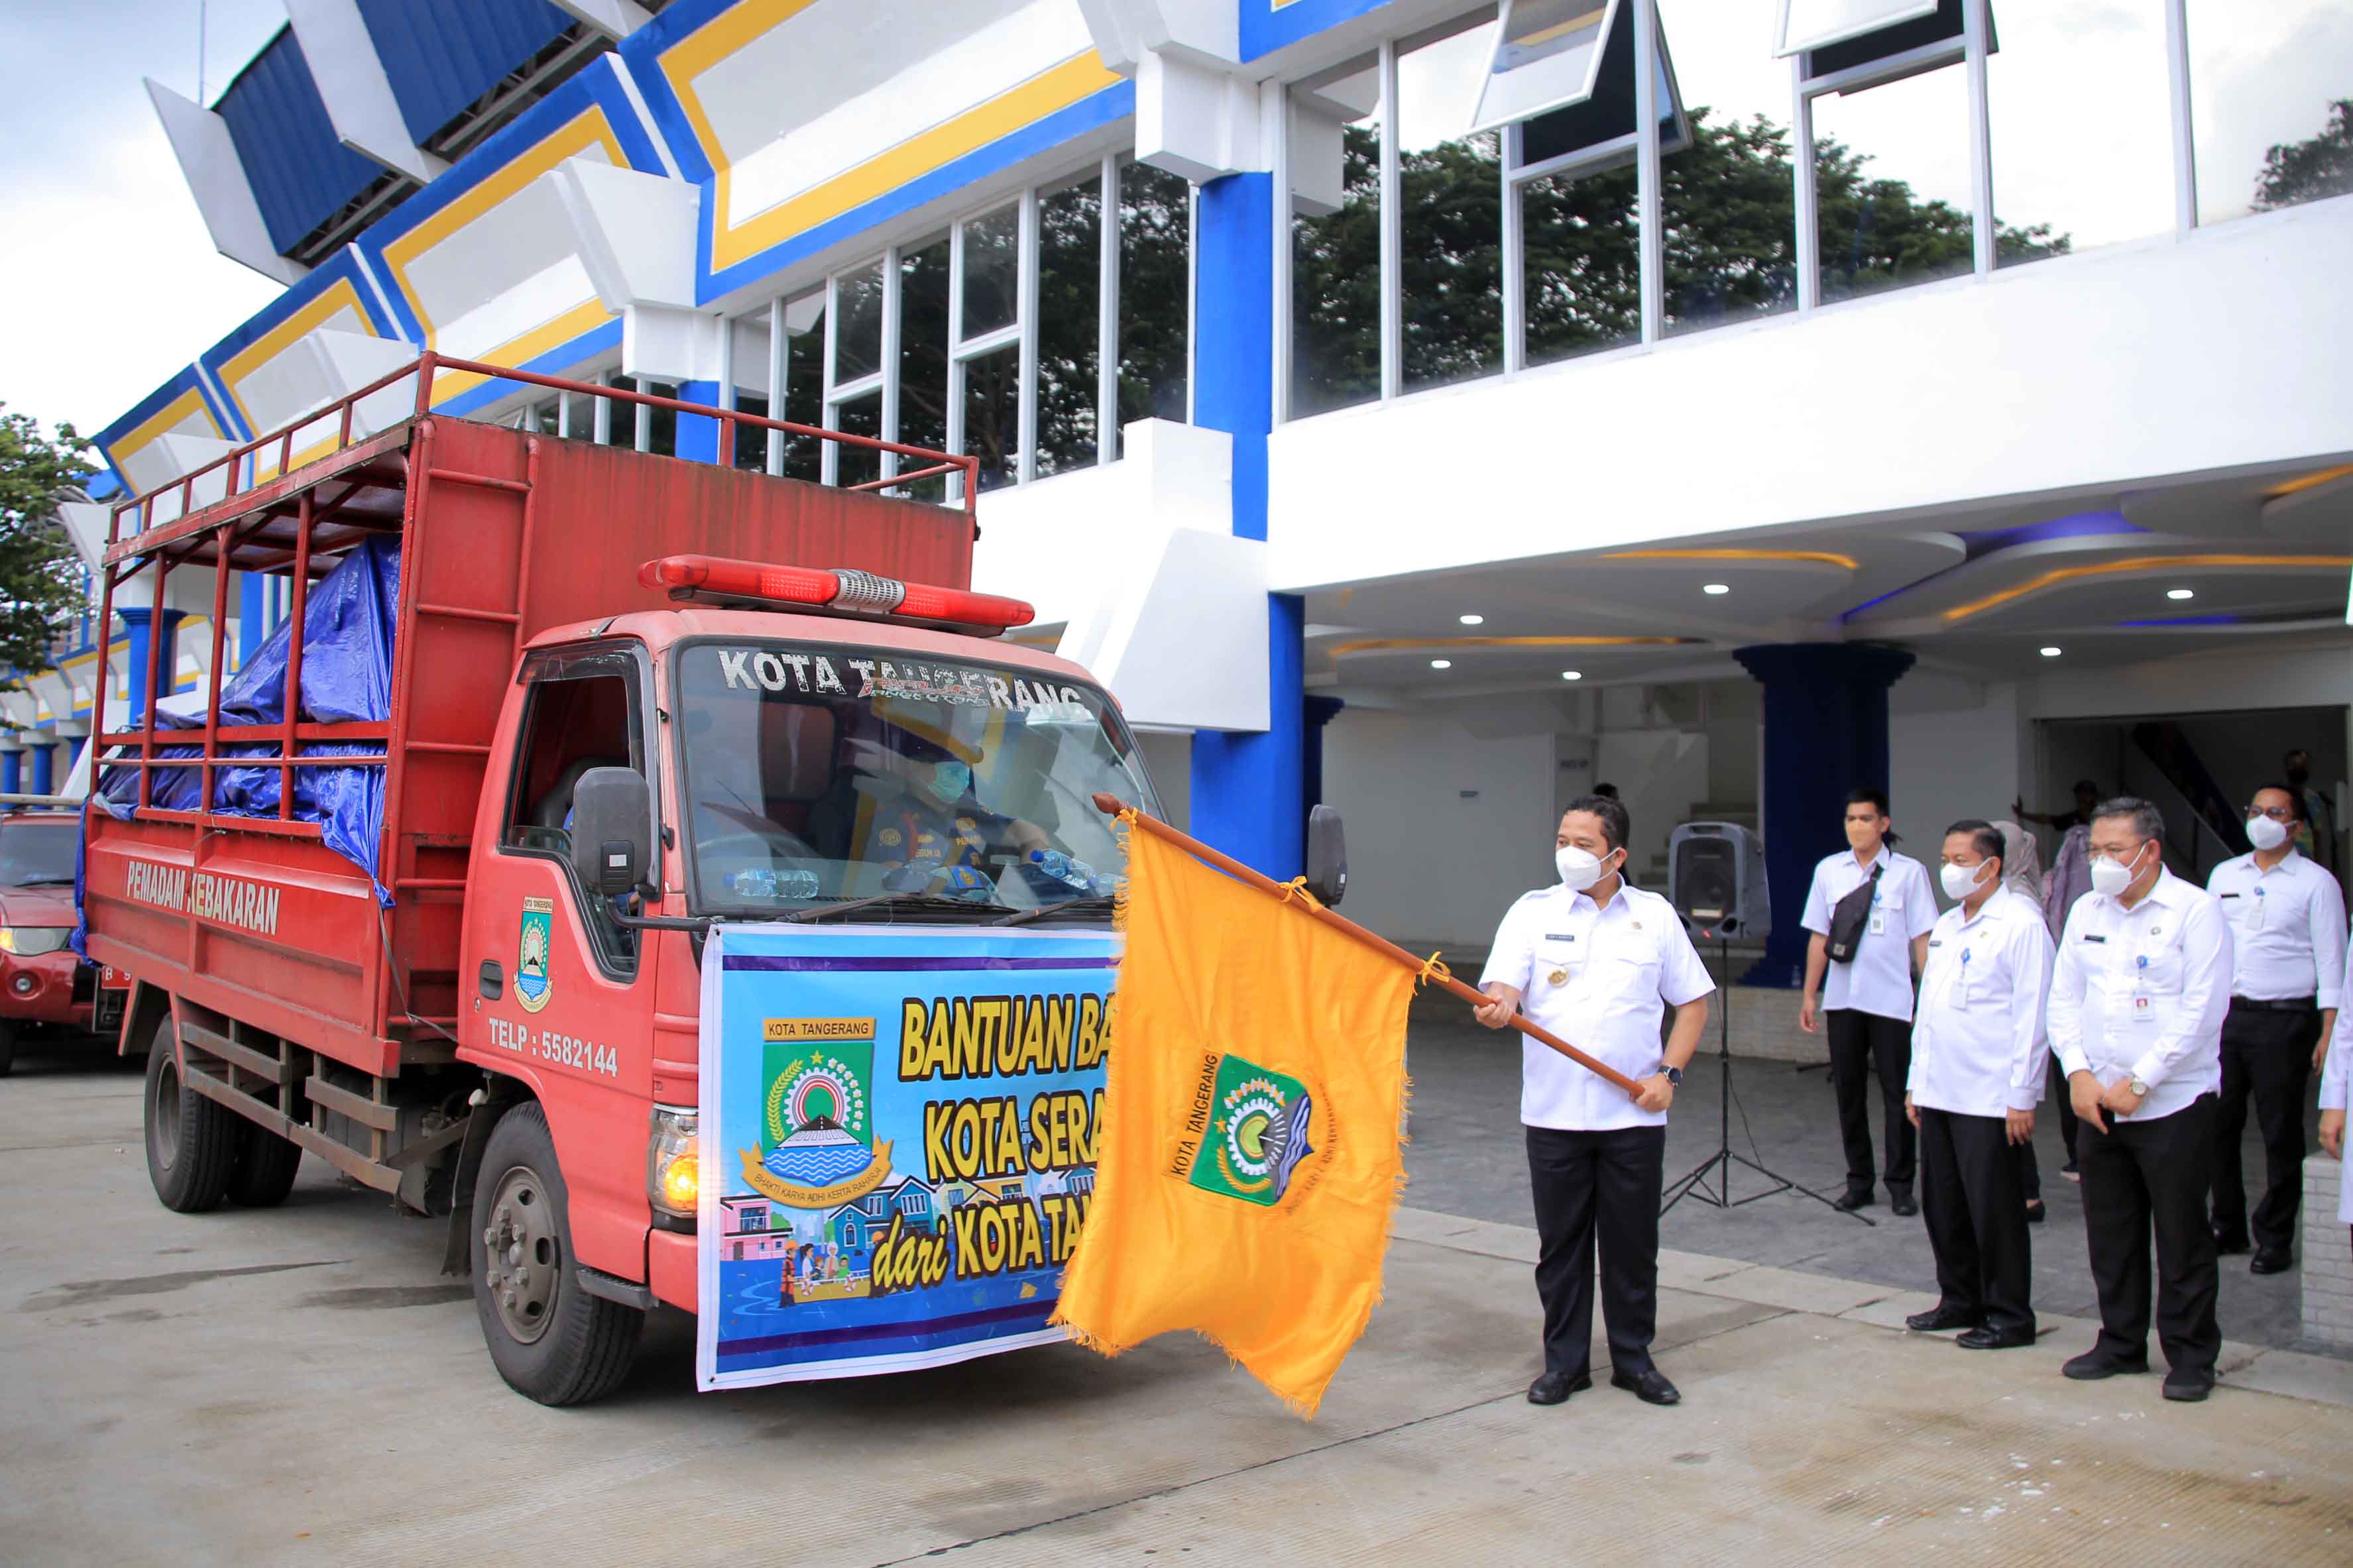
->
<box><xmin>2205</xmin><ymin>783</ymin><xmax>2346</xmax><ymax>1274</ymax></box>
<box><xmin>2047</xmin><ymin>796</ymin><xmax>2233</xmax><ymax>1402</ymax></box>
<box><xmin>1902</xmin><ymin>820</ymin><xmax>2054</xmax><ymax>1349</ymax></box>
<box><xmin>1477</xmin><ymin>793</ymin><xmax>1715</xmax><ymax>1410</ymax></box>
<box><xmin>1799</xmin><ymin>787</ymin><xmax>1941</xmax><ymax>1215</ymax></box>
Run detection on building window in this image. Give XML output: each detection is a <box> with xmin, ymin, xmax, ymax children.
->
<box><xmin>716</xmin><ymin>153</ymin><xmax>1193</xmax><ymax>502</ymax></box>
<box><xmin>2186</xmin><ymin>0</ymin><xmax>2353</xmax><ymax>226</ymax></box>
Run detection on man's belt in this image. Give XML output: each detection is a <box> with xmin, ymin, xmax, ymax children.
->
<box><xmin>2228</xmin><ymin>995</ymin><xmax>2318</xmax><ymax>1013</ymax></box>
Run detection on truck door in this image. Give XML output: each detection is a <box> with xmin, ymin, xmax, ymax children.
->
<box><xmin>468</xmin><ymin>642</ymin><xmax>661</xmax><ymax>1279</ymax></box>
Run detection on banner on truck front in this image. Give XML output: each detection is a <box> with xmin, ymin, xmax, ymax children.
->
<box><xmin>695</xmin><ymin>924</ymin><xmax>1117</xmax><ymax>1391</ymax></box>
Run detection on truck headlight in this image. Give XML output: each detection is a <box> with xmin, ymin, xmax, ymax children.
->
<box><xmin>0</xmin><ymin>927</ymin><xmax>70</xmax><ymax>956</ymax></box>
<box><xmin>647</xmin><ymin>1104</ymin><xmax>699</xmax><ymax>1217</ymax></box>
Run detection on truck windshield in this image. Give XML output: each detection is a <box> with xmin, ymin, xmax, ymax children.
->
<box><xmin>0</xmin><ymin>819</ymin><xmax>80</xmax><ymax>886</ymax></box>
<box><xmin>675</xmin><ymin>641</ymin><xmax>1161</xmax><ymax>919</ymax></box>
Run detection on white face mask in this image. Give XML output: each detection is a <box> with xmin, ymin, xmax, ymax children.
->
<box><xmin>2089</xmin><ymin>841</ymin><xmax>2148</xmax><ymax>898</ymax></box>
<box><xmin>1940</xmin><ymin>859</ymin><xmax>1990</xmax><ymax>901</ymax></box>
<box><xmin>2246</xmin><ymin>814</ymin><xmax>2291</xmax><ymax>852</ymax></box>
<box><xmin>1556</xmin><ymin>844</ymin><xmax>1617</xmax><ymax>891</ymax></box>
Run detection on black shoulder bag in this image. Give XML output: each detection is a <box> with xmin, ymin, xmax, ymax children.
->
<box><xmin>1825</xmin><ymin>864</ymin><xmax>1882</xmax><ymax>964</ymax></box>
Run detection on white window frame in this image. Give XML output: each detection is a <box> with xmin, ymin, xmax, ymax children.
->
<box><xmin>1279</xmin><ymin>0</ymin><xmax>2206</xmax><ymax>425</ymax></box>
<box><xmin>709</xmin><ymin>150</ymin><xmax>1189</xmax><ymax>500</ymax></box>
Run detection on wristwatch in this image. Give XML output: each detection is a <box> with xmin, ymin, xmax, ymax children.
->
<box><xmin>1664</xmin><ymin>1066</ymin><xmax>1684</xmax><ymax>1088</ymax></box>
<box><xmin>2128</xmin><ymin>1076</ymin><xmax>2150</xmax><ymax>1097</ymax></box>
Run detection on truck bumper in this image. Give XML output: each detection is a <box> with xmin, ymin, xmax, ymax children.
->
<box><xmin>650</xmin><ymin>1227</ymin><xmax>697</xmax><ymax>1314</ymax></box>
<box><xmin>0</xmin><ymin>951</ymin><xmax>95</xmax><ymax>1030</ymax></box>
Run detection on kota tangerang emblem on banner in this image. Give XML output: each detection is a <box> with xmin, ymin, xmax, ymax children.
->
<box><xmin>738</xmin><ymin>1030</ymin><xmax>894</xmax><ymax>1209</ymax></box>
<box><xmin>1183</xmin><ymin>1053</ymin><xmax>1316</xmax><ymax>1207</ymax></box>
<box><xmin>515</xmin><ymin>897</ymin><xmax>553</xmax><ymax>1013</ymax></box>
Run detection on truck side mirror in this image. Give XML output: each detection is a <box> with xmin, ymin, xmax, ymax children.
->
<box><xmin>570</xmin><ymin>767</ymin><xmax>651</xmax><ymax>898</ymax></box>
<box><xmin>1305</xmin><ymin>805</ymin><xmax>1347</xmax><ymax>908</ymax></box>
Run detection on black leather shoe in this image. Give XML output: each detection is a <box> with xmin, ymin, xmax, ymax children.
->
<box><xmin>2212</xmin><ymin>1228</ymin><xmax>2252</xmax><ymax>1257</ymax></box>
<box><xmin>1957</xmin><ymin>1325</ymin><xmax>2036</xmax><ymax>1351</ymax></box>
<box><xmin>2250</xmin><ymin>1249</ymin><xmax>2293</xmax><ymax>1275</ymax></box>
<box><xmin>1526</xmin><ymin>1371</ymin><xmax>1591</xmax><ymax>1406</ymax></box>
<box><xmin>2161</xmin><ymin>1366</ymin><xmax>2216</xmax><ymax>1402</ymax></box>
<box><xmin>1833</xmin><ymin>1190</ymin><xmax>1875</xmax><ymax>1212</ymax></box>
<box><xmin>1611</xmin><ymin>1366</ymin><xmax>1680</xmax><ymax>1406</ymax></box>
<box><xmin>1890</xmin><ymin>1190</ymin><xmax>1919</xmax><ymax>1217</ymax></box>
<box><xmin>1906</xmin><ymin>1304</ymin><xmax>1982</xmax><ymax>1333</ymax></box>
<box><xmin>2063</xmin><ymin>1348</ymin><xmax>2150</xmax><ymax>1380</ymax></box>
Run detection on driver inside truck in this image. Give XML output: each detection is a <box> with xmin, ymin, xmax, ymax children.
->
<box><xmin>813</xmin><ymin>706</ymin><xmax>1048</xmax><ymax>897</ymax></box>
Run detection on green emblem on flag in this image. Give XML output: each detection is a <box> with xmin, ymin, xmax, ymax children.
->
<box><xmin>1186</xmin><ymin>1053</ymin><xmax>1316</xmax><ymax>1206</ymax></box>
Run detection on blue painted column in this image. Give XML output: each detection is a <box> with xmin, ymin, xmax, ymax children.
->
<box><xmin>672</xmin><ymin>379</ymin><xmax>722</xmax><ymax>465</ymax></box>
<box><xmin>28</xmin><ymin>742</ymin><xmax>56</xmax><ymax>796</ymax></box>
<box><xmin>1</xmin><ymin>744</ymin><xmax>23</xmax><ymax>795</ymax></box>
<box><xmin>1733</xmin><ymin>642</ymin><xmax>1915</xmax><ymax>987</ymax></box>
<box><xmin>117</xmin><ymin>608</ymin><xmax>187</xmax><ymax>725</ymax></box>
<box><xmin>240</xmin><ymin>571</ymin><xmax>270</xmax><ymax>665</ymax></box>
<box><xmin>1184</xmin><ymin>171</ymin><xmax>1305</xmax><ymax>879</ymax></box>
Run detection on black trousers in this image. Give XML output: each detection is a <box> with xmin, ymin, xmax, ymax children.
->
<box><xmin>1826</xmin><ymin>1007</ymin><xmax>1915</xmax><ymax>1194</ymax></box>
<box><xmin>1526</xmin><ymin>1123</ymin><xmax>1665</xmax><ymax>1378</ymax></box>
<box><xmin>1918</xmin><ymin>1107</ymin><xmax>2034</xmax><ymax>1335</ymax></box>
<box><xmin>2077</xmin><ymin>1093</ymin><xmax>2221</xmax><ymax>1373</ymax></box>
<box><xmin>2019</xmin><ymin>1055</ymin><xmax>2082</xmax><ymax>1202</ymax></box>
<box><xmin>2209</xmin><ymin>1003</ymin><xmax>2322</xmax><ymax>1253</ymax></box>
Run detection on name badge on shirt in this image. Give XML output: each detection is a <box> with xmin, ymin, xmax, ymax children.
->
<box><xmin>2132</xmin><ymin>993</ymin><xmax>2155</xmax><ymax>1024</ymax></box>
<box><xmin>1868</xmin><ymin>909</ymin><xmax>1888</xmax><ymax>937</ymax></box>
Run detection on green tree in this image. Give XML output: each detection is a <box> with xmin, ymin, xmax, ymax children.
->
<box><xmin>0</xmin><ymin>406</ymin><xmax>94</xmax><ymax>695</ymax></box>
<box><xmin>2253</xmin><ymin>97</ymin><xmax>2353</xmax><ymax>213</ymax></box>
<box><xmin>1291</xmin><ymin>103</ymin><xmax>2069</xmax><ymax>406</ymax></box>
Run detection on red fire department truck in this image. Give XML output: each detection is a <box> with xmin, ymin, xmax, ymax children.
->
<box><xmin>82</xmin><ymin>357</ymin><xmax>1159</xmax><ymax>1404</ymax></box>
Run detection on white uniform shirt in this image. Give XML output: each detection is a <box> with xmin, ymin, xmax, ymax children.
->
<box><xmin>1906</xmin><ymin>885</ymin><xmax>2053</xmax><ymax>1119</ymax></box>
<box><xmin>1481</xmin><ymin>881</ymin><xmax>1716</xmax><ymax>1131</ymax></box>
<box><xmin>2206</xmin><ymin>850</ymin><xmax>2346</xmax><ymax>1007</ymax></box>
<box><xmin>2047</xmin><ymin>869</ymin><xmax>2232</xmax><ymax>1124</ymax></box>
<box><xmin>2320</xmin><ymin>938</ymin><xmax>2353</xmax><ymax>1223</ymax></box>
<box><xmin>1800</xmin><ymin>845</ymin><xmax>1939</xmax><ymax>1021</ymax></box>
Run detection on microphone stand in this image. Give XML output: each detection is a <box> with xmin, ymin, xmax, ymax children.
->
<box><xmin>1662</xmin><ymin>928</ymin><xmax>1872</xmax><ymax>1225</ymax></box>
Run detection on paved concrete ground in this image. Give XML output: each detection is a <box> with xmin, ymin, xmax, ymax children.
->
<box><xmin>1399</xmin><ymin>987</ymin><xmax>2340</xmax><ymax>1357</ymax></box>
<box><xmin>5</xmin><ymin>1040</ymin><xmax>2350</xmax><ymax>1565</ymax></box>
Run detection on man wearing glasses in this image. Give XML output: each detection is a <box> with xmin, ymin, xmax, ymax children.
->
<box><xmin>2205</xmin><ymin>784</ymin><xmax>2346</xmax><ymax>1274</ymax></box>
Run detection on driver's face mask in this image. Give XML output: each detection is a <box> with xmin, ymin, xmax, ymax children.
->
<box><xmin>931</xmin><ymin>761</ymin><xmax>972</xmax><ymax>801</ymax></box>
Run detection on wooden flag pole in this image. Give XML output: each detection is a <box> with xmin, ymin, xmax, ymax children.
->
<box><xmin>1093</xmin><ymin>794</ymin><xmax>1642</xmax><ymax>1098</ymax></box>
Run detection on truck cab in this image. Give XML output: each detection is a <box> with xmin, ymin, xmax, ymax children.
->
<box><xmin>456</xmin><ymin>590</ymin><xmax>1157</xmax><ymax>1388</ymax></box>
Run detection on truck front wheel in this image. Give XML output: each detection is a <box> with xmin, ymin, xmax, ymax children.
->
<box><xmin>471</xmin><ymin>1103</ymin><xmax>642</xmax><ymax>1406</ymax></box>
<box><xmin>143</xmin><ymin>1014</ymin><xmax>236</xmax><ymax>1212</ymax></box>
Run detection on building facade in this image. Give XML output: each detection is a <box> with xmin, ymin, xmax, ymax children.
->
<box><xmin>89</xmin><ymin>0</ymin><xmax>2353</xmax><ymax>968</ymax></box>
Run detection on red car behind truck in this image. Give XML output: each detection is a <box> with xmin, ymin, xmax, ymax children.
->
<box><xmin>82</xmin><ymin>359</ymin><xmax>1158</xmax><ymax>1404</ymax></box>
<box><xmin>0</xmin><ymin>809</ymin><xmax>126</xmax><ymax>1075</ymax></box>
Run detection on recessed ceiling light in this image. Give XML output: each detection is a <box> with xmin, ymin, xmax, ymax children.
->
<box><xmin>1430</xmin><ymin>659</ymin><xmax>1452</xmax><ymax>669</ymax></box>
<box><xmin>1458</xmin><ymin>613</ymin><xmax>1485</xmax><ymax>626</ymax></box>
<box><xmin>1561</xmin><ymin>669</ymin><xmax>1583</xmax><ymax>681</ymax></box>
<box><xmin>1702</xmin><ymin>583</ymin><xmax>1731</xmax><ymax>595</ymax></box>
<box><xmin>2039</xmin><ymin>646</ymin><xmax>2063</xmax><ymax>657</ymax></box>
<box><xmin>2166</xmin><ymin>587</ymin><xmax>2195</xmax><ymax>600</ymax></box>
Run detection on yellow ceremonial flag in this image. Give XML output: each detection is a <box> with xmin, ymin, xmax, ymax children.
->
<box><xmin>1052</xmin><ymin>817</ymin><xmax>1414</xmax><ymax>1417</ymax></box>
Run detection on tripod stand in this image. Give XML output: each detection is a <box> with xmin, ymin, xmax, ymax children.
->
<box><xmin>1661</xmin><ymin>932</ymin><xmax>1873</xmax><ymax>1225</ymax></box>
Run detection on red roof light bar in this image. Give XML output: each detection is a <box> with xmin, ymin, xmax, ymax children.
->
<box><xmin>638</xmin><ymin>555</ymin><xmax>1035</xmax><ymax>634</ymax></box>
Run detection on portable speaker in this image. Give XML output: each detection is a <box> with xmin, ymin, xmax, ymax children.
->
<box><xmin>1667</xmin><ymin>821</ymin><xmax>1770</xmax><ymax>940</ymax></box>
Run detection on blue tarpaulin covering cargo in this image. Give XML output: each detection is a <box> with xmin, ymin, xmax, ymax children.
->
<box><xmin>95</xmin><ymin>538</ymin><xmax>402</xmax><ymax>902</ymax></box>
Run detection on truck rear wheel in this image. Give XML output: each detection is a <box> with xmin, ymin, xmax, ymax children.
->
<box><xmin>228</xmin><ymin>1121</ymin><xmax>304</xmax><ymax>1207</ymax></box>
<box><xmin>143</xmin><ymin>1015</ymin><xmax>236</xmax><ymax>1213</ymax></box>
<box><xmin>471</xmin><ymin>1103</ymin><xmax>642</xmax><ymax>1406</ymax></box>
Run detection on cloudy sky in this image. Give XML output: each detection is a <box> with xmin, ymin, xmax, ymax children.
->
<box><xmin>0</xmin><ymin>0</ymin><xmax>288</xmax><ymax>439</ymax></box>
<box><xmin>2</xmin><ymin>0</ymin><xmax>2346</xmax><ymax>447</ymax></box>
